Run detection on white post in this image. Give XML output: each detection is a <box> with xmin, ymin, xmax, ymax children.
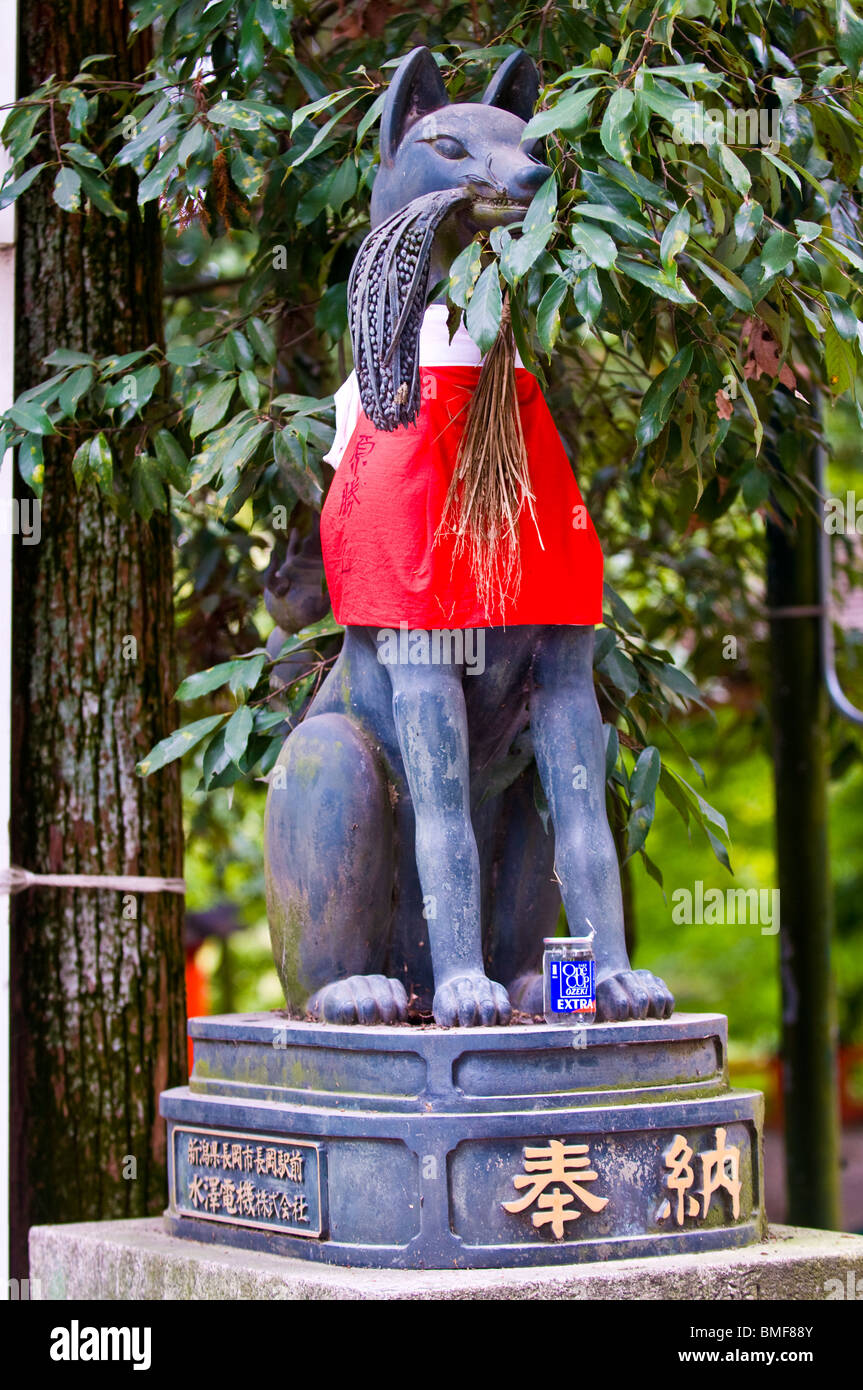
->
<box><xmin>0</xmin><ymin>0</ymin><xmax>18</xmax><ymax>1298</ymax></box>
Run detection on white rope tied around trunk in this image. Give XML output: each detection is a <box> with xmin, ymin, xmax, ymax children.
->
<box><xmin>0</xmin><ymin>866</ymin><xmax>186</xmax><ymax>895</ymax></box>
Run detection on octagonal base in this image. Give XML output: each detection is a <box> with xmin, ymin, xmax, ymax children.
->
<box><xmin>159</xmin><ymin>1011</ymin><xmax>765</xmax><ymax>1269</ymax></box>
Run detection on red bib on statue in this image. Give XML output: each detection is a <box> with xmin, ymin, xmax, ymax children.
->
<box><xmin>320</xmin><ymin>365</ymin><xmax>603</xmax><ymax>629</ymax></box>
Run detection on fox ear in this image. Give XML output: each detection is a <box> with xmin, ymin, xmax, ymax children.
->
<box><xmin>380</xmin><ymin>47</ymin><xmax>448</xmax><ymax>165</ymax></box>
<box><xmin>482</xmin><ymin>51</ymin><xmax>540</xmax><ymax>122</ymax></box>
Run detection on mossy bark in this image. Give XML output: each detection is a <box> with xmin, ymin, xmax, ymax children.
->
<box><xmin>10</xmin><ymin>1</ymin><xmax>185</xmax><ymax>1275</ymax></box>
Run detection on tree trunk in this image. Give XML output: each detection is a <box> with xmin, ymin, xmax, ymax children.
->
<box><xmin>10</xmin><ymin>1</ymin><xmax>185</xmax><ymax>1277</ymax></box>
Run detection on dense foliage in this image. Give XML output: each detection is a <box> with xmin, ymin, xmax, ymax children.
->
<box><xmin>3</xmin><ymin>0</ymin><xmax>863</xmax><ymax>889</ymax></box>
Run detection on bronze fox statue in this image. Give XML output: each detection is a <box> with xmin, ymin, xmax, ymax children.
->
<box><xmin>264</xmin><ymin>47</ymin><xmax>674</xmax><ymax>1028</ymax></box>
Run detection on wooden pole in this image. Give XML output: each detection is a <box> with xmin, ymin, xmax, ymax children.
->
<box><xmin>766</xmin><ymin>431</ymin><xmax>841</xmax><ymax>1230</ymax></box>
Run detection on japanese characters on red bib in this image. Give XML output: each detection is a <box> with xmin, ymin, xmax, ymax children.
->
<box><xmin>320</xmin><ymin>306</ymin><xmax>603</xmax><ymax>630</ymax></box>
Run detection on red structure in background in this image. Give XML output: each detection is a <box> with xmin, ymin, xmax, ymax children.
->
<box><xmin>183</xmin><ymin>904</ymin><xmax>242</xmax><ymax>1073</ymax></box>
<box><xmin>184</xmin><ymin>945</ymin><xmax>209</xmax><ymax>1073</ymax></box>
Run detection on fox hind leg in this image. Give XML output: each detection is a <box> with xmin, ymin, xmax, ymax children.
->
<box><xmin>265</xmin><ymin>712</ymin><xmax>406</xmax><ymax>1023</ymax></box>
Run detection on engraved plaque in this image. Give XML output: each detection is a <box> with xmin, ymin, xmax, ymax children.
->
<box><xmin>172</xmin><ymin>1126</ymin><xmax>324</xmax><ymax>1237</ymax></box>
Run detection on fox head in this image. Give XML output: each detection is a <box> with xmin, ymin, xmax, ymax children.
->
<box><xmin>370</xmin><ymin>46</ymin><xmax>551</xmax><ymax>241</ymax></box>
<box><xmin>349</xmin><ymin>48</ymin><xmax>550</xmax><ymax>431</ymax></box>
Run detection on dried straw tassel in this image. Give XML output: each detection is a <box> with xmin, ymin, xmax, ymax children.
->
<box><xmin>435</xmin><ymin>295</ymin><xmax>542</xmax><ymax>619</ymax></box>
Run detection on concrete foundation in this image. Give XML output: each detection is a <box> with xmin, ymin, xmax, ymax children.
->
<box><xmin>29</xmin><ymin>1218</ymin><xmax>863</xmax><ymax>1301</ymax></box>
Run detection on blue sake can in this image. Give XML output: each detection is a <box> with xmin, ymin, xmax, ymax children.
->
<box><xmin>543</xmin><ymin>929</ymin><xmax>596</xmax><ymax>1025</ymax></box>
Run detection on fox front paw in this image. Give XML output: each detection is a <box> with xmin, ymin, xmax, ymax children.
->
<box><xmin>596</xmin><ymin>968</ymin><xmax>674</xmax><ymax>1022</ymax></box>
<box><xmin>433</xmin><ymin>972</ymin><xmax>512</xmax><ymax>1028</ymax></box>
<box><xmin>308</xmin><ymin>974</ymin><xmax>408</xmax><ymax>1025</ymax></box>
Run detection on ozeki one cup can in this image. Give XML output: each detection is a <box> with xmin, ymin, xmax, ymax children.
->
<box><xmin>543</xmin><ymin>934</ymin><xmax>597</xmax><ymax>1025</ymax></box>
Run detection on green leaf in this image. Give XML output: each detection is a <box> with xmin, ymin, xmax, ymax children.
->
<box><xmin>71</xmin><ymin>438</ymin><xmax>92</xmax><ymax>486</ymax></box>
<box><xmin>166</xmin><ymin>343</ymin><xmax>201</xmax><ymax>367</ymax></box>
<box><xmin>130</xmin><ymin>454</ymin><xmax>167</xmax><ymax>520</ymax></box>
<box><xmin>600</xmin><ymin>646</ymin><xmax>640</xmax><ymax>700</ymax></box>
<box><xmin>246</xmin><ymin>316</ymin><xmax>277</xmax><ymax>366</ymax></box>
<box><xmin>7</xmin><ymin>401</ymin><xmax>55</xmax><ymax>435</ymax></box>
<box><xmin>600</xmin><ymin>87</ymin><xmax>636</xmax><ymax>164</ymax></box>
<box><xmin>636</xmin><ymin>345</ymin><xmax>694</xmax><ymax>447</ymax></box>
<box><xmin>571</xmin><ymin>221</ymin><xmax>617</xmax><ymax>268</ymax></box>
<box><xmin>58</xmin><ymin>366</ymin><xmax>95</xmax><ymax>416</ymax></box>
<box><xmin>718</xmin><ymin>142</ymin><xmax>751</xmax><ymax>195</ymax></box>
<box><xmin>646</xmin><ymin>659</ymin><xmax>707</xmax><ymax>707</ymax></box>
<box><xmin>43</xmin><ymin>349</ymin><xmax>94</xmax><ymax>367</ymax></box>
<box><xmin>207</xmin><ymin>101</ymin><xmax>266</xmax><ymax>132</ymax></box>
<box><xmin>794</xmin><ymin>219</ymin><xmax>822</xmax><ymax>243</ymax></box>
<box><xmin>115</xmin><ymin>113</ymin><xmax>181</xmax><ymax>167</ymax></box>
<box><xmin>690</xmin><ymin>256</ymin><xmax>753</xmax><ymax>311</ymax></box>
<box><xmin>315</xmin><ymin>283</ymin><xmax>348</xmax><ymax>342</ymax></box>
<box><xmin>629</xmin><ymin>745</ymin><xmax>661</xmax><ymax>810</ymax></box>
<box><xmin>523</xmin><ymin>175</ymin><xmax>557</xmax><ymax>235</ymax></box>
<box><xmin>274</xmin><ymin>427</ymin><xmax>323</xmax><ymax>508</ymax></box>
<box><xmin>836</xmin><ymin>0</ymin><xmax>863</xmax><ymax>73</ymax></box>
<box><xmin>448</xmin><ymin>241</ymin><xmax>483</xmax><ymax>310</ymax></box>
<box><xmin>705</xmin><ymin>826</ymin><xmax>733</xmax><ymax>874</ymax></box>
<box><xmin>465</xmin><ymin>264</ymin><xmax>502</xmax><ymax>354</ymax></box>
<box><xmin>502</xmin><ymin>224</ymin><xmax>555</xmax><ymax>282</ymax></box>
<box><xmin>572</xmin><ymin>202</ymin><xmax>654</xmax><ymax>246</ymax></box>
<box><xmin>617</xmin><ymin>258</ymin><xmax>697</xmax><ymax>305</ymax></box>
<box><xmin>137</xmin><ymin>714</ymin><xmax>226</xmax><ymax>777</ymax></box>
<box><xmin>659</xmin><ymin>208</ymin><xmax>690</xmax><ymax>269</ymax></box>
<box><xmin>255</xmin><ymin>0</ymin><xmax>294</xmax><ymax>48</ymax></box>
<box><xmin>357</xmin><ymin>90</ymin><xmax>386</xmax><ymax>144</ymax></box>
<box><xmin>61</xmin><ymin>142</ymin><xmax>105</xmax><ymax>172</ymax></box>
<box><xmin>825</xmin><ymin>319</ymin><xmax>855</xmax><ymax>395</ymax></box>
<box><xmin>101</xmin><ymin>348</ymin><xmax>151</xmax><ymax>376</ymax></box>
<box><xmin>290</xmin><ymin>88</ymin><xmax>352</xmax><ymax>136</ymax></box>
<box><xmin>741</xmin><ymin>467</ymin><xmax>770</xmax><ymax>509</ymax></box>
<box><xmin>537</xmin><ymin>276</ymin><xmax>569</xmax><ymax>355</ymax></box>
<box><xmin>625</xmin><ymin>801</ymin><xmax>654</xmax><ymax>861</ymax></box>
<box><xmin>825</xmin><ymin>292</ymin><xmax>858</xmax><ymax>341</ymax></box>
<box><xmin>239</xmin><ymin>369</ymin><xmax>261</xmax><ymax>409</ymax></box>
<box><xmin>137</xmin><ymin>149</ymin><xmax>178</xmax><ymax>205</ymax></box>
<box><xmin>229</xmin><ymin>652</ymin><xmax>267</xmax><ymax>698</ymax></box>
<box><xmin>190</xmin><ymin>378</ymin><xmax>235</xmax><ymax>438</ymax></box>
<box><xmin>522</xmin><ymin>86</ymin><xmax>596</xmax><ymax>141</ymax></box>
<box><xmin>603</xmin><ymin>723</ymin><xmax>620</xmax><ymax>779</ymax></box>
<box><xmin>573</xmin><ymin>265</ymin><xmax>602</xmax><ymax>324</ymax></box>
<box><xmin>238</xmin><ymin>6</ymin><xmax>265</xmax><ymax>82</ymax></box>
<box><xmin>88</xmin><ymin>432</ymin><xmax>113</xmax><ymax>489</ymax></box>
<box><xmin>734</xmin><ymin>200</ymin><xmax>764</xmax><ymax>245</ymax></box>
<box><xmin>153</xmin><ymin>430</ymin><xmax>190</xmax><ymax>490</ymax></box>
<box><xmin>824</xmin><ymin>236</ymin><xmax>863</xmax><ymax>274</ymax></box>
<box><xmin>759</xmin><ymin>230</ymin><xmax>798</xmax><ymax>278</ymax></box>
<box><xmin>597</xmin><ymin>158</ymin><xmax>676</xmax><ymax>211</ymax></box>
<box><xmin>18</xmin><ymin>435</ymin><xmax>44</xmax><ymax>496</ymax></box>
<box><xmin>0</xmin><ymin>162</ymin><xmax>46</xmax><ymax>210</ymax></box>
<box><xmin>175</xmin><ymin>657</ymin><xmax>264</xmax><ymax>702</ymax></box>
<box><xmin>224</xmin><ymin>705</ymin><xmax>254</xmax><ymax>765</ymax></box>
<box><xmin>77</xmin><ymin>168</ymin><xmax>126</xmax><ymax>220</ymax></box>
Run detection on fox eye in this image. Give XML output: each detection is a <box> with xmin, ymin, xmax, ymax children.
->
<box><xmin>430</xmin><ymin>135</ymin><xmax>468</xmax><ymax>160</ymax></box>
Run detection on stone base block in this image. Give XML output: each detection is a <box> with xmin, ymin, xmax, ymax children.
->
<box><xmin>159</xmin><ymin>1011</ymin><xmax>765</xmax><ymax>1269</ymax></box>
<box><xmin>29</xmin><ymin>1218</ymin><xmax>863</xmax><ymax>1301</ymax></box>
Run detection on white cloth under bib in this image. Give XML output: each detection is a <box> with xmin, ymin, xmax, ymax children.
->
<box><xmin>323</xmin><ymin>304</ymin><xmax>524</xmax><ymax>469</ymax></box>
